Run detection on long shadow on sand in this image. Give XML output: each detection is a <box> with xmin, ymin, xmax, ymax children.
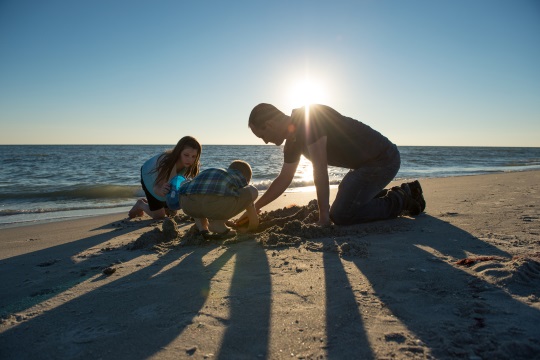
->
<box><xmin>323</xmin><ymin>250</ymin><xmax>375</xmax><ymax>359</ymax></box>
<box><xmin>217</xmin><ymin>241</ymin><xmax>272</xmax><ymax>359</ymax></box>
<box><xmin>0</xmin><ymin>230</ymin><xmax>272</xmax><ymax>359</ymax></box>
<box><xmin>344</xmin><ymin>215</ymin><xmax>540</xmax><ymax>359</ymax></box>
<box><xmin>0</xmin><ymin>219</ymin><xmax>150</xmax><ymax>317</ymax></box>
<box><xmin>2</xmin><ymin>214</ymin><xmax>540</xmax><ymax>359</ymax></box>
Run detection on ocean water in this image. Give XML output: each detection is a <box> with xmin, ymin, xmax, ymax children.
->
<box><xmin>1</xmin><ymin>145</ymin><xmax>539</xmax><ymax>227</ymax></box>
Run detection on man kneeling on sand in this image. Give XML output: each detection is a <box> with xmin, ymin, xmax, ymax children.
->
<box><xmin>178</xmin><ymin>160</ymin><xmax>259</xmax><ymax>239</ymax></box>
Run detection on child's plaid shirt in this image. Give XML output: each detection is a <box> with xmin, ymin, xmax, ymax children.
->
<box><xmin>178</xmin><ymin>168</ymin><xmax>247</xmax><ymax>197</ymax></box>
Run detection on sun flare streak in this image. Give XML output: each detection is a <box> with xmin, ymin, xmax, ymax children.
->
<box><xmin>288</xmin><ymin>78</ymin><xmax>328</xmax><ymax>108</ymax></box>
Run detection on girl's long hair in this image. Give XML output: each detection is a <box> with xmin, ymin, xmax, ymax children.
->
<box><xmin>154</xmin><ymin>136</ymin><xmax>201</xmax><ymax>185</ymax></box>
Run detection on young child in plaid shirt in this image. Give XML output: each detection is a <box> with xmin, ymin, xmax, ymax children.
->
<box><xmin>178</xmin><ymin>160</ymin><xmax>259</xmax><ymax>239</ymax></box>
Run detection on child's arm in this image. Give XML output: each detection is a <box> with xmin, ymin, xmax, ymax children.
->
<box><xmin>246</xmin><ymin>202</ymin><xmax>259</xmax><ymax>232</ymax></box>
<box><xmin>158</xmin><ymin>164</ymin><xmax>179</xmax><ymax>196</ymax></box>
<box><xmin>153</xmin><ymin>181</ymin><xmax>171</xmax><ymax>198</ymax></box>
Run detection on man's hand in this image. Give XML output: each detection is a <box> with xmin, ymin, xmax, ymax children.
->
<box><xmin>317</xmin><ymin>212</ymin><xmax>332</xmax><ymax>226</ymax></box>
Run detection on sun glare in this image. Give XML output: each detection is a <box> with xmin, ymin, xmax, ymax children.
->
<box><xmin>288</xmin><ymin>78</ymin><xmax>327</xmax><ymax>108</ymax></box>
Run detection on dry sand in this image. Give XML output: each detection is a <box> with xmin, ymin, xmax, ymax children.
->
<box><xmin>1</xmin><ymin>171</ymin><xmax>539</xmax><ymax>359</ymax></box>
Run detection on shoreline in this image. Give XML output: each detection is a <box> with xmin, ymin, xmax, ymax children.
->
<box><xmin>1</xmin><ymin>170</ymin><xmax>539</xmax><ymax>359</ymax></box>
<box><xmin>2</xmin><ymin>169</ymin><xmax>540</xmax><ymax>230</ymax></box>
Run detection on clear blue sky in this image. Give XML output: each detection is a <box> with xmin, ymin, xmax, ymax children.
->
<box><xmin>1</xmin><ymin>0</ymin><xmax>539</xmax><ymax>146</ymax></box>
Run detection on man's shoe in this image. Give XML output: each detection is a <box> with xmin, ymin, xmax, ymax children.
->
<box><xmin>402</xmin><ymin>180</ymin><xmax>426</xmax><ymax>213</ymax></box>
<box><xmin>392</xmin><ymin>185</ymin><xmax>422</xmax><ymax>216</ymax></box>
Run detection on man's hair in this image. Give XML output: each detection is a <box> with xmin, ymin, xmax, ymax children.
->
<box><xmin>228</xmin><ymin>160</ymin><xmax>252</xmax><ymax>183</ymax></box>
<box><xmin>248</xmin><ymin>103</ymin><xmax>282</xmax><ymax>129</ymax></box>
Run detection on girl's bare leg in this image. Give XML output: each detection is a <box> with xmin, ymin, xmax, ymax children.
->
<box><xmin>128</xmin><ymin>198</ymin><xmax>166</xmax><ymax>220</ymax></box>
<box><xmin>128</xmin><ymin>199</ymin><xmax>146</xmax><ymax>218</ymax></box>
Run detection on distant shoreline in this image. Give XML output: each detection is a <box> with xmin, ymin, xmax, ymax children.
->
<box><xmin>0</xmin><ymin>169</ymin><xmax>540</xmax><ymax>230</ymax></box>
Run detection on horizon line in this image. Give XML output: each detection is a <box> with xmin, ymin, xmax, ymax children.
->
<box><xmin>0</xmin><ymin>144</ymin><xmax>539</xmax><ymax>148</ymax></box>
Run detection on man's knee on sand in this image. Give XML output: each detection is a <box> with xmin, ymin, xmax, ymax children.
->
<box><xmin>329</xmin><ymin>205</ymin><xmax>354</xmax><ymax>225</ymax></box>
<box><xmin>329</xmin><ymin>192</ymin><xmax>356</xmax><ymax>225</ymax></box>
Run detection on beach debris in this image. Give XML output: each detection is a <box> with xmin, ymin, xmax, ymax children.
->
<box><xmin>520</xmin><ymin>215</ymin><xmax>538</xmax><ymax>222</ymax></box>
<box><xmin>456</xmin><ymin>256</ymin><xmax>506</xmax><ymax>266</ymax></box>
<box><xmin>37</xmin><ymin>259</ymin><xmax>61</xmax><ymax>267</ymax></box>
<box><xmin>102</xmin><ymin>266</ymin><xmax>116</xmax><ymax>276</ymax></box>
<box><xmin>384</xmin><ymin>332</ymin><xmax>406</xmax><ymax>343</ymax></box>
<box><xmin>440</xmin><ymin>212</ymin><xmax>459</xmax><ymax>217</ymax></box>
<box><xmin>185</xmin><ymin>346</ymin><xmax>197</xmax><ymax>355</ymax></box>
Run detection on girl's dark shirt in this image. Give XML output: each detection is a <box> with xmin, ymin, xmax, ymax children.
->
<box><xmin>283</xmin><ymin>104</ymin><xmax>396</xmax><ymax>169</ymax></box>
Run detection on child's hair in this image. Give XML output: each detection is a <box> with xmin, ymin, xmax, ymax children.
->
<box><xmin>228</xmin><ymin>160</ymin><xmax>252</xmax><ymax>183</ymax></box>
<box><xmin>154</xmin><ymin>136</ymin><xmax>202</xmax><ymax>185</ymax></box>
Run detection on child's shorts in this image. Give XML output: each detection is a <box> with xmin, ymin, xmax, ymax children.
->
<box><xmin>141</xmin><ymin>177</ymin><xmax>166</xmax><ymax>211</ymax></box>
<box><xmin>180</xmin><ymin>185</ymin><xmax>255</xmax><ymax>220</ymax></box>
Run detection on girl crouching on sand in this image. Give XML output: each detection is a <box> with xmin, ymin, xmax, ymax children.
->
<box><xmin>129</xmin><ymin>136</ymin><xmax>201</xmax><ymax>219</ymax></box>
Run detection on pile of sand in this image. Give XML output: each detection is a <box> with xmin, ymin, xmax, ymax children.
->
<box><xmin>128</xmin><ymin>199</ymin><xmax>409</xmax><ymax>258</ymax></box>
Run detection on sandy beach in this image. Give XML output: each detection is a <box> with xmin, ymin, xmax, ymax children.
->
<box><xmin>1</xmin><ymin>171</ymin><xmax>539</xmax><ymax>359</ymax></box>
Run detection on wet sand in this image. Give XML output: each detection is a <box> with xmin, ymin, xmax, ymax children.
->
<box><xmin>1</xmin><ymin>171</ymin><xmax>539</xmax><ymax>359</ymax></box>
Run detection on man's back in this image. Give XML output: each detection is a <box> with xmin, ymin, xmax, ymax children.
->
<box><xmin>285</xmin><ymin>104</ymin><xmax>396</xmax><ymax>168</ymax></box>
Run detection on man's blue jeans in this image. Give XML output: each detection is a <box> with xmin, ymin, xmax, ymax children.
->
<box><xmin>330</xmin><ymin>145</ymin><xmax>402</xmax><ymax>225</ymax></box>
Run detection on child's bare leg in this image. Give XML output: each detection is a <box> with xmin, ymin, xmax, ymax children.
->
<box><xmin>146</xmin><ymin>207</ymin><xmax>166</xmax><ymax>220</ymax></box>
<box><xmin>128</xmin><ymin>199</ymin><xmax>166</xmax><ymax>220</ymax></box>
<box><xmin>194</xmin><ymin>218</ymin><xmax>209</xmax><ymax>232</ymax></box>
<box><xmin>128</xmin><ymin>199</ymin><xmax>146</xmax><ymax>218</ymax></box>
<box><xmin>208</xmin><ymin>220</ymin><xmax>229</xmax><ymax>234</ymax></box>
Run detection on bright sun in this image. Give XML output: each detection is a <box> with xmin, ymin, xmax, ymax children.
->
<box><xmin>288</xmin><ymin>78</ymin><xmax>328</xmax><ymax>108</ymax></box>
